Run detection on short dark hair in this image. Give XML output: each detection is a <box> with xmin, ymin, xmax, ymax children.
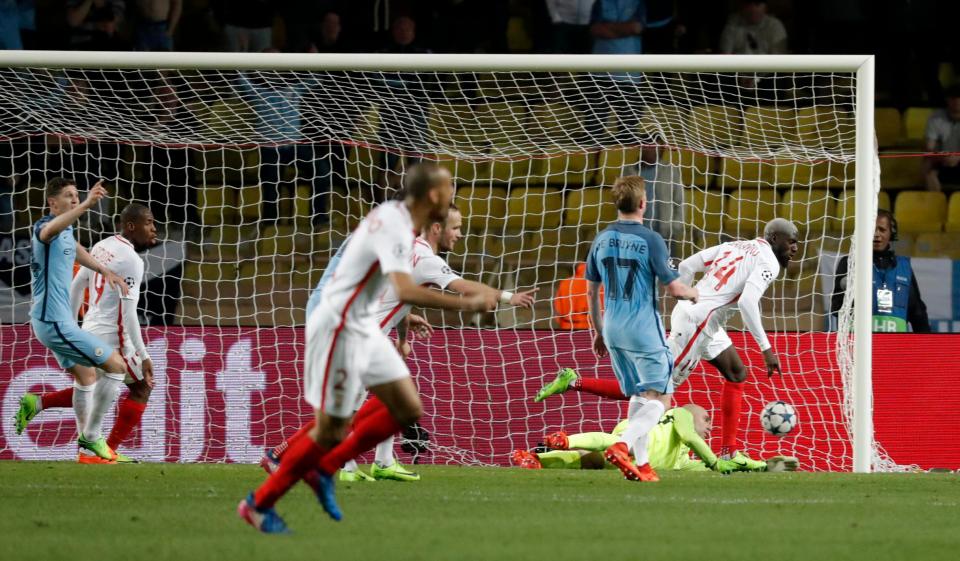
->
<box><xmin>403</xmin><ymin>163</ymin><xmax>449</xmax><ymax>200</ymax></box>
<box><xmin>45</xmin><ymin>177</ymin><xmax>76</xmax><ymax>200</ymax></box>
<box><xmin>119</xmin><ymin>203</ymin><xmax>152</xmax><ymax>227</ymax></box>
<box><xmin>430</xmin><ymin>202</ymin><xmax>461</xmax><ymax>226</ymax></box>
<box><xmin>611</xmin><ymin>176</ymin><xmax>646</xmax><ymax>213</ymax></box>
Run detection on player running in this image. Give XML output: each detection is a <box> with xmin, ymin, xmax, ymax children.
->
<box><xmin>536</xmin><ymin>218</ymin><xmax>799</xmax><ymax>459</ymax></box>
<box><xmin>511</xmin><ymin>404</ymin><xmax>797</xmax><ymax>473</ymax></box>
<box><xmin>24</xmin><ymin>178</ymin><xmax>135</xmax><ymax>463</ymax></box>
<box><xmin>579</xmin><ymin>175</ymin><xmax>697</xmax><ymax>482</ymax></box>
<box><xmin>238</xmin><ymin>163</ymin><xmax>497</xmax><ymax>533</ymax></box>
<box><xmin>16</xmin><ymin>203</ymin><xmax>158</xmax><ymax>463</ymax></box>
<box><xmin>262</xmin><ymin>201</ymin><xmax>536</xmax><ymax>483</ymax></box>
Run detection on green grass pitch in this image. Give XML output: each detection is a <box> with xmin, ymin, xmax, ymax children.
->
<box><xmin>0</xmin><ymin>462</ymin><xmax>957</xmax><ymax>561</ymax></box>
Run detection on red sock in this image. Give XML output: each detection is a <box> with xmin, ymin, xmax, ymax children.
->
<box><xmin>574</xmin><ymin>377</ymin><xmax>629</xmax><ymax>401</ymax></box>
<box><xmin>318</xmin><ymin>401</ymin><xmax>404</xmax><ymax>475</ymax></box>
<box><xmin>107</xmin><ymin>398</ymin><xmax>147</xmax><ymax>450</ymax></box>
<box><xmin>352</xmin><ymin>396</ymin><xmax>383</xmax><ymax>427</ymax></box>
<box><xmin>254</xmin><ymin>425</ymin><xmax>326</xmax><ymax>509</ymax></box>
<box><xmin>273</xmin><ymin>420</ymin><xmax>315</xmax><ymax>460</ymax></box>
<box><xmin>720</xmin><ymin>380</ymin><xmax>745</xmax><ymax>457</ymax></box>
<box><xmin>39</xmin><ymin>387</ymin><xmax>74</xmax><ymax>410</ymax></box>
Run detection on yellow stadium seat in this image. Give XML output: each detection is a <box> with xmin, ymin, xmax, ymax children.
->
<box><xmin>527</xmin><ymin>103</ymin><xmax>587</xmax><ymax>142</ymax></box>
<box><xmin>903</xmin><ymin>107</ymin><xmax>934</xmax><ymax>144</ymax></box>
<box><xmin>436</xmin><ymin>155</ymin><xmax>491</xmax><ymax>184</ymax></box>
<box><xmin>717</xmin><ymin>157</ymin><xmax>776</xmax><ymax>189</ymax></box>
<box><xmin>875</xmin><ymin>108</ymin><xmax>902</xmax><ymax>148</ymax></box>
<box><xmin>662</xmin><ymin>149</ymin><xmax>714</xmax><ymax>187</ymax></box>
<box><xmin>427</xmin><ymin>103</ymin><xmax>481</xmax><ymax>150</ymax></box>
<box><xmin>895</xmin><ymin>191</ymin><xmax>946</xmax><ymax>233</ymax></box>
<box><xmin>879</xmin><ymin>156</ymin><xmax>924</xmax><ymax>189</ymax></box>
<box><xmin>780</xmin><ymin>188</ymin><xmax>834</xmax><ymax>239</ymax></box>
<box><xmin>776</xmin><ymin>160</ymin><xmax>853</xmax><ymax>188</ymax></box>
<box><xmin>237</xmin><ymin>186</ymin><xmax>262</xmax><ymax>222</ymax></box>
<box><xmin>198</xmin><ymin>185</ymin><xmax>238</xmax><ymax>226</ymax></box>
<box><xmin>946</xmin><ymin>192</ymin><xmax>960</xmax><ymax>232</ymax></box>
<box><xmin>685</xmin><ymin>188</ymin><xmax>725</xmax><ymax>235</ymax></box>
<box><xmin>594</xmin><ymin>148</ymin><xmax>641</xmax><ymax>186</ymax></box>
<box><xmin>507</xmin><ymin>187</ymin><xmax>564</xmax><ymax>230</ymax></box>
<box><xmin>830</xmin><ymin>190</ymin><xmax>891</xmax><ymax>234</ymax></box>
<box><xmin>638</xmin><ymin>104</ymin><xmax>688</xmax><ymax>142</ymax></box>
<box><xmin>456</xmin><ymin>186</ymin><xmax>508</xmax><ymax>232</ymax></box>
<box><xmin>532</xmin><ymin>150</ymin><xmax>596</xmax><ymax>186</ymax></box>
<box><xmin>912</xmin><ymin>232</ymin><xmax>960</xmax><ymax>258</ymax></box>
<box><xmin>795</xmin><ymin>107</ymin><xmax>855</xmax><ymax>151</ymax></box>
<box><xmin>723</xmin><ymin>187</ymin><xmax>779</xmax><ymax>238</ymax></box>
<box><xmin>328</xmin><ymin>186</ymin><xmax>372</xmax><ymax>230</ymax></box>
<box><xmin>742</xmin><ymin>106</ymin><xmax>795</xmax><ymax>150</ymax></box>
<box><xmin>564</xmin><ymin>187</ymin><xmax>618</xmax><ymax>227</ymax></box>
<box><xmin>344</xmin><ymin>146</ymin><xmax>383</xmax><ymax>188</ymax></box>
<box><xmin>688</xmin><ymin>105</ymin><xmax>744</xmax><ymax>148</ymax></box>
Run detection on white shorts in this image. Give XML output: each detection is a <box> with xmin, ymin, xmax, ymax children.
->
<box><xmin>83</xmin><ymin>325</ymin><xmax>144</xmax><ymax>384</ymax></box>
<box><xmin>667</xmin><ymin>304</ymin><xmax>733</xmax><ymax>387</ymax></box>
<box><xmin>304</xmin><ymin>306</ymin><xmax>410</xmax><ymax>418</ymax></box>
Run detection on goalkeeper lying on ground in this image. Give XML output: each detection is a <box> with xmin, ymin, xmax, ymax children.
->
<box><xmin>512</xmin><ymin>404</ymin><xmax>798</xmax><ymax>473</ymax></box>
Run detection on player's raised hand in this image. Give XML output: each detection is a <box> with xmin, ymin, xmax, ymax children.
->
<box><xmin>103</xmin><ymin>269</ymin><xmax>130</xmax><ymax>297</ymax></box>
<box><xmin>396</xmin><ymin>338</ymin><xmax>413</xmax><ymax>359</ymax></box>
<box><xmin>406</xmin><ymin>313</ymin><xmax>434</xmax><ymax>338</ymax></box>
<box><xmin>762</xmin><ymin>348</ymin><xmax>782</xmax><ymax>377</ymax></box>
<box><xmin>509</xmin><ymin>288</ymin><xmax>537</xmax><ymax>309</ymax></box>
<box><xmin>81</xmin><ymin>180</ymin><xmax>109</xmax><ymax>209</ymax></box>
<box><xmin>142</xmin><ymin>359</ymin><xmax>155</xmax><ymax>389</ymax></box>
<box><xmin>592</xmin><ymin>332</ymin><xmax>607</xmax><ymax>358</ymax></box>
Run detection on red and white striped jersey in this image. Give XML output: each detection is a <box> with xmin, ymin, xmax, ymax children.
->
<box><xmin>316</xmin><ymin>201</ymin><xmax>415</xmax><ymax>328</ymax></box>
<box><xmin>374</xmin><ymin>236</ymin><xmax>462</xmax><ymax>333</ymax></box>
<box><xmin>680</xmin><ymin>239</ymin><xmax>781</xmax><ymax>326</ymax></box>
<box><xmin>80</xmin><ymin>235</ymin><xmax>144</xmax><ymax>334</ymax></box>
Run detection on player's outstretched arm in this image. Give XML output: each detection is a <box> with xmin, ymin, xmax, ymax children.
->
<box><xmin>665</xmin><ymin>279</ymin><xmax>698</xmax><ymax>302</ymax></box>
<box><xmin>676</xmin><ymin>246</ymin><xmax>720</xmax><ymax>286</ymax></box>
<box><xmin>389</xmin><ymin>271</ymin><xmax>496</xmax><ymax>313</ymax></box>
<box><xmin>69</xmin><ymin>266</ymin><xmax>91</xmax><ymax>319</ymax></box>
<box><xmin>75</xmin><ymin>245</ymin><xmax>129</xmax><ymax>297</ymax></box>
<box><xmin>38</xmin><ymin>180</ymin><xmax>108</xmax><ymax>243</ymax></box>
<box><xmin>739</xmin><ymin>282</ymin><xmax>781</xmax><ymax>376</ymax></box>
<box><xmin>670</xmin><ymin>407</ymin><xmax>731</xmax><ymax>473</ymax></box>
<box><xmin>447</xmin><ymin>278</ymin><xmax>537</xmax><ymax>308</ymax></box>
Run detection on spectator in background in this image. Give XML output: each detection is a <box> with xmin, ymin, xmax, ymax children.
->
<box><xmin>831</xmin><ymin>209</ymin><xmax>930</xmax><ymax>333</ymax></box>
<box><xmin>311</xmin><ymin>11</ymin><xmax>346</xmax><ymax>53</ymax></box>
<box><xmin>381</xmin><ymin>15</ymin><xmax>429</xmax><ymax>54</ymax></box>
<box><xmin>554</xmin><ymin>262</ymin><xmax>592</xmax><ymax>330</ymax></box>
<box><xmin>923</xmin><ymin>84</ymin><xmax>960</xmax><ymax>192</ymax></box>
<box><xmin>0</xmin><ymin>0</ymin><xmax>34</xmax><ymax>50</ymax></box>
<box><xmin>66</xmin><ymin>0</ymin><xmax>126</xmax><ymax>50</ymax></box>
<box><xmin>133</xmin><ymin>0</ymin><xmax>181</xmax><ymax>51</ymax></box>
<box><xmin>590</xmin><ymin>0</ymin><xmax>672</xmax><ymax>55</ymax></box>
<box><xmin>281</xmin><ymin>1</ymin><xmax>344</xmax><ymax>53</ymax></box>
<box><xmin>719</xmin><ymin>0</ymin><xmax>787</xmax><ymax>55</ymax></box>
<box><xmin>215</xmin><ymin>0</ymin><xmax>275</xmax><ymax>53</ymax></box>
<box><xmin>545</xmin><ymin>0</ymin><xmax>596</xmax><ymax>54</ymax></box>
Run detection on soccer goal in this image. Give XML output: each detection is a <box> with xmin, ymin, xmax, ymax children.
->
<box><xmin>0</xmin><ymin>51</ymin><xmax>880</xmax><ymax>472</ymax></box>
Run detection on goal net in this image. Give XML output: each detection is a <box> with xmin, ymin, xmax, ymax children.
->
<box><xmin>0</xmin><ymin>54</ymin><xmax>879</xmax><ymax>471</ymax></box>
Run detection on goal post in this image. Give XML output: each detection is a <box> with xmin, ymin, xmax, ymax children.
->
<box><xmin>0</xmin><ymin>51</ymin><xmax>878</xmax><ymax>471</ymax></box>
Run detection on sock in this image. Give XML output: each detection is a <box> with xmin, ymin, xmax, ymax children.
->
<box><xmin>720</xmin><ymin>380</ymin><xmax>745</xmax><ymax>457</ymax></box>
<box><xmin>352</xmin><ymin>396</ymin><xmax>383</xmax><ymax>426</ymax></box>
<box><xmin>567</xmin><ymin>431</ymin><xmax>619</xmax><ymax>452</ymax></box>
<box><xmin>374</xmin><ymin>434</ymin><xmax>396</xmax><ymax>467</ymax></box>
<box><xmin>253</xmin><ymin>425</ymin><xmax>325</xmax><ymax>509</ymax></box>
<box><xmin>85</xmin><ymin>374</ymin><xmax>124</xmax><ymax>441</ymax></box>
<box><xmin>107</xmin><ymin>398</ymin><xmax>147</xmax><ymax>450</ymax></box>
<box><xmin>633</xmin><ymin>433</ymin><xmax>650</xmax><ymax>467</ymax></box>
<box><xmin>318</xmin><ymin>402</ymin><xmax>404</xmax><ymax>475</ymax></box>
<box><xmin>39</xmin><ymin>387</ymin><xmax>74</xmax><ymax>411</ymax></box>
<box><xmin>617</xmin><ymin>397</ymin><xmax>665</xmax><ymax>459</ymax></box>
<box><xmin>342</xmin><ymin>459</ymin><xmax>359</xmax><ymax>473</ymax></box>
<box><xmin>574</xmin><ymin>378</ymin><xmax>629</xmax><ymax>400</ymax></box>
<box><xmin>72</xmin><ymin>381</ymin><xmax>95</xmax><ymax>438</ymax></box>
<box><xmin>273</xmin><ymin>420</ymin><xmax>315</xmax><ymax>460</ymax></box>
<box><xmin>537</xmin><ymin>450</ymin><xmax>582</xmax><ymax>469</ymax></box>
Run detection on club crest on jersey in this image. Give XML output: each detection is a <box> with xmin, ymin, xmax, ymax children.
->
<box><xmin>95</xmin><ymin>348</ymin><xmax>104</xmax><ymax>357</ymax></box>
<box><xmin>761</xmin><ymin>268</ymin><xmax>774</xmax><ymax>282</ymax></box>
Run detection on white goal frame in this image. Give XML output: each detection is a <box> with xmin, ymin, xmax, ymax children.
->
<box><xmin>0</xmin><ymin>51</ymin><xmax>877</xmax><ymax>473</ymax></box>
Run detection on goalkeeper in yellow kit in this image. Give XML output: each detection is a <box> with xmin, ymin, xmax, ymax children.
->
<box><xmin>511</xmin><ymin>404</ymin><xmax>798</xmax><ymax>473</ymax></box>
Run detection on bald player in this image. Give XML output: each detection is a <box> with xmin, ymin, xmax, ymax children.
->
<box><xmin>537</xmin><ymin>218</ymin><xmax>799</xmax><ymax>461</ymax></box>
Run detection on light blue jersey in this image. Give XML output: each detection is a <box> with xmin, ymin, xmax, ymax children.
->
<box><xmin>585</xmin><ymin>220</ymin><xmax>678</xmax><ymax>353</ymax></box>
<box><xmin>306</xmin><ymin>235</ymin><xmax>350</xmax><ymax>318</ymax></box>
<box><xmin>30</xmin><ymin>215</ymin><xmax>77</xmax><ymax>323</ymax></box>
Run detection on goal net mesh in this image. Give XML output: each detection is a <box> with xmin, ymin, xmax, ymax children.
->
<box><xmin>0</xmin><ymin>65</ymin><xmax>883</xmax><ymax>470</ymax></box>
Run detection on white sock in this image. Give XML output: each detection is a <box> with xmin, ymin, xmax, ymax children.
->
<box><xmin>618</xmin><ymin>397</ymin><xmax>665</xmax><ymax>458</ymax></box>
<box><xmin>72</xmin><ymin>381</ymin><xmax>96</xmax><ymax>439</ymax></box>
<box><xmin>342</xmin><ymin>459</ymin><xmax>359</xmax><ymax>473</ymax></box>
<box><xmin>374</xmin><ymin>434</ymin><xmax>396</xmax><ymax>468</ymax></box>
<box><xmin>84</xmin><ymin>373</ymin><xmax>124</xmax><ymax>441</ymax></box>
<box><xmin>633</xmin><ymin>433</ymin><xmax>650</xmax><ymax>467</ymax></box>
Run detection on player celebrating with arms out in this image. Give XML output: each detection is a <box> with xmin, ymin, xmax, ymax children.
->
<box><xmin>238</xmin><ymin>163</ymin><xmax>497</xmax><ymax>533</ymax></box>
<box><xmin>537</xmin><ymin>218</ymin><xmax>799</xmax><ymax>461</ymax></box>
<box><xmin>582</xmin><ymin>175</ymin><xmax>697</xmax><ymax>482</ymax></box>
<box><xmin>16</xmin><ymin>204</ymin><xmax>158</xmax><ymax>463</ymax></box>
<box><xmin>25</xmin><ymin>178</ymin><xmax>136</xmax><ymax>462</ymax></box>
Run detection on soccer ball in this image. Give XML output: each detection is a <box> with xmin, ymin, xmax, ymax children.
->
<box><xmin>760</xmin><ymin>401</ymin><xmax>798</xmax><ymax>436</ymax></box>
